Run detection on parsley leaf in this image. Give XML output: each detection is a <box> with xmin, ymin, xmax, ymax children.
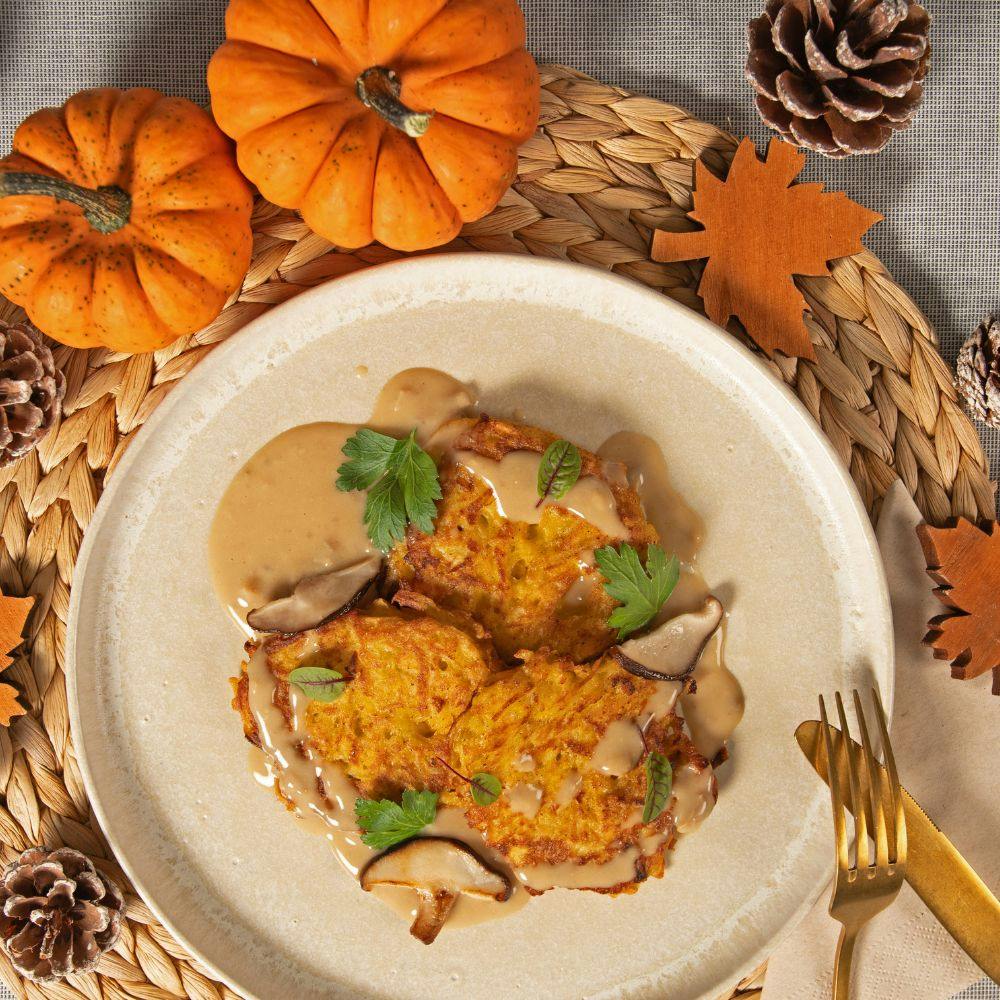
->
<box><xmin>536</xmin><ymin>439</ymin><xmax>582</xmax><ymax>504</ymax></box>
<box><xmin>594</xmin><ymin>542</ymin><xmax>680</xmax><ymax>639</ymax></box>
<box><xmin>355</xmin><ymin>790</ymin><xmax>439</xmax><ymax>850</ymax></box>
<box><xmin>336</xmin><ymin>428</ymin><xmax>398</xmax><ymax>491</ymax></box>
<box><xmin>337</xmin><ymin>428</ymin><xmax>442</xmax><ymax>552</ymax></box>
<box><xmin>642</xmin><ymin>752</ymin><xmax>673</xmax><ymax>824</ymax></box>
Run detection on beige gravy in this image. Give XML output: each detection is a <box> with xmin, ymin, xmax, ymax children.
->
<box><xmin>211</xmin><ymin>368</ymin><xmax>744</xmax><ymax>934</ymax></box>
<box><xmin>209</xmin><ymin>369</ymin><xmax>473</xmax><ymax>634</ymax></box>
<box><xmin>370</xmin><ymin>368</ymin><xmax>476</xmax><ymax>441</ymax></box>
<box><xmin>209</xmin><ymin>423</ymin><xmax>373</xmax><ymax>636</ymax></box>
<box><xmin>451</xmin><ymin>449</ymin><xmax>628</xmax><ymax>539</ymax></box>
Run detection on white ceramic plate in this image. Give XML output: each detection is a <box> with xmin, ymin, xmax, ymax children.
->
<box><xmin>67</xmin><ymin>254</ymin><xmax>892</xmax><ymax>1000</ymax></box>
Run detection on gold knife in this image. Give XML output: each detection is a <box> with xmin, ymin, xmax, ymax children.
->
<box><xmin>796</xmin><ymin>720</ymin><xmax>1000</xmax><ymax>981</ymax></box>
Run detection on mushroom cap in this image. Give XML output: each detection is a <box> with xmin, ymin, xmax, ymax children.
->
<box><xmin>360</xmin><ymin>837</ymin><xmax>511</xmax><ymax>901</ymax></box>
<box><xmin>360</xmin><ymin>837</ymin><xmax>512</xmax><ymax>944</ymax></box>
<box><xmin>246</xmin><ymin>556</ymin><xmax>384</xmax><ymax>633</ymax></box>
<box><xmin>612</xmin><ymin>597</ymin><xmax>724</xmax><ymax>681</ymax></box>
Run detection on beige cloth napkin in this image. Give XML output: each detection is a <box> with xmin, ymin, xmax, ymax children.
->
<box><xmin>762</xmin><ymin>481</ymin><xmax>999</xmax><ymax>1000</ymax></box>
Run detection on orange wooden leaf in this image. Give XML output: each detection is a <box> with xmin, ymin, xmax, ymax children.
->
<box><xmin>0</xmin><ymin>591</ymin><xmax>33</xmax><ymax>728</ymax></box>
<box><xmin>651</xmin><ymin>137</ymin><xmax>882</xmax><ymax>361</ymax></box>
<box><xmin>916</xmin><ymin>518</ymin><xmax>1000</xmax><ymax>695</ymax></box>
<box><xmin>0</xmin><ymin>592</ymin><xmax>33</xmax><ymax>673</ymax></box>
<box><xmin>0</xmin><ymin>683</ymin><xmax>25</xmax><ymax>727</ymax></box>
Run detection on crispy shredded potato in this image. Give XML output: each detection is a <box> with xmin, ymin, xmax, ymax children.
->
<box><xmin>392</xmin><ymin>416</ymin><xmax>658</xmax><ymax>662</ymax></box>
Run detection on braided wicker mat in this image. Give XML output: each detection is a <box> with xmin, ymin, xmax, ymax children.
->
<box><xmin>0</xmin><ymin>64</ymin><xmax>993</xmax><ymax>1000</ymax></box>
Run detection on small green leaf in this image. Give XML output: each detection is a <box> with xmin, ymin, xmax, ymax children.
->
<box><xmin>337</xmin><ymin>427</ymin><xmax>442</xmax><ymax>551</ymax></box>
<box><xmin>355</xmin><ymin>790</ymin><xmax>439</xmax><ymax>850</ymax></box>
<box><xmin>595</xmin><ymin>542</ymin><xmax>680</xmax><ymax>639</ymax></box>
<box><xmin>394</xmin><ymin>431</ymin><xmax>442</xmax><ymax>535</ymax></box>
<box><xmin>336</xmin><ymin>428</ymin><xmax>398</xmax><ymax>492</ymax></box>
<box><xmin>288</xmin><ymin>666</ymin><xmax>347</xmax><ymax>703</ymax></box>
<box><xmin>642</xmin><ymin>752</ymin><xmax>673</xmax><ymax>824</ymax></box>
<box><xmin>364</xmin><ymin>473</ymin><xmax>406</xmax><ymax>552</ymax></box>
<box><xmin>470</xmin><ymin>772</ymin><xmax>502</xmax><ymax>806</ymax></box>
<box><xmin>536</xmin><ymin>439</ymin><xmax>582</xmax><ymax>503</ymax></box>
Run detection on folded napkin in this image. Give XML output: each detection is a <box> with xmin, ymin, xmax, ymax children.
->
<box><xmin>762</xmin><ymin>481</ymin><xmax>999</xmax><ymax>1000</ymax></box>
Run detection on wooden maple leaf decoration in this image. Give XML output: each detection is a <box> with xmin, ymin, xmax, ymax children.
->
<box><xmin>0</xmin><ymin>591</ymin><xmax>33</xmax><ymax>726</ymax></box>
<box><xmin>917</xmin><ymin>519</ymin><xmax>1000</xmax><ymax>696</ymax></box>
<box><xmin>651</xmin><ymin>137</ymin><xmax>882</xmax><ymax>361</ymax></box>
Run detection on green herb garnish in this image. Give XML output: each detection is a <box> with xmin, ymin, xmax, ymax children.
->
<box><xmin>594</xmin><ymin>542</ymin><xmax>679</xmax><ymax>639</ymax></box>
<box><xmin>288</xmin><ymin>666</ymin><xmax>348</xmax><ymax>703</ymax></box>
<box><xmin>336</xmin><ymin>428</ymin><xmax>442</xmax><ymax>552</ymax></box>
<box><xmin>536</xmin><ymin>439</ymin><xmax>582</xmax><ymax>506</ymax></box>
<box><xmin>470</xmin><ymin>772</ymin><xmax>502</xmax><ymax>807</ymax></box>
<box><xmin>434</xmin><ymin>756</ymin><xmax>502</xmax><ymax>807</ymax></box>
<box><xmin>355</xmin><ymin>790</ymin><xmax>439</xmax><ymax>850</ymax></box>
<box><xmin>642</xmin><ymin>751</ymin><xmax>673</xmax><ymax>824</ymax></box>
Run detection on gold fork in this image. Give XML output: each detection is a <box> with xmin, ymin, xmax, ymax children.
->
<box><xmin>819</xmin><ymin>688</ymin><xmax>907</xmax><ymax>1000</ymax></box>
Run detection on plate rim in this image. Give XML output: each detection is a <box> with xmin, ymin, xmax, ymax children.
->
<box><xmin>66</xmin><ymin>251</ymin><xmax>894</xmax><ymax>1000</ymax></box>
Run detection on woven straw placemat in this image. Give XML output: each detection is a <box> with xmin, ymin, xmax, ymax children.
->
<box><xmin>0</xmin><ymin>64</ymin><xmax>992</xmax><ymax>1000</ymax></box>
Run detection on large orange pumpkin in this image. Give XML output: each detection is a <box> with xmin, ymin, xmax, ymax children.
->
<box><xmin>0</xmin><ymin>88</ymin><xmax>254</xmax><ymax>353</ymax></box>
<box><xmin>207</xmin><ymin>0</ymin><xmax>540</xmax><ymax>252</ymax></box>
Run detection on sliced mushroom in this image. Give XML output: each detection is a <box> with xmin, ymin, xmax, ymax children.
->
<box><xmin>612</xmin><ymin>597</ymin><xmax>724</xmax><ymax>681</ymax></box>
<box><xmin>360</xmin><ymin>837</ymin><xmax>511</xmax><ymax>944</ymax></box>
<box><xmin>246</xmin><ymin>556</ymin><xmax>384</xmax><ymax>634</ymax></box>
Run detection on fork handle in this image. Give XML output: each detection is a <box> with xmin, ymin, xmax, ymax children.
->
<box><xmin>833</xmin><ymin>924</ymin><xmax>859</xmax><ymax>1000</ymax></box>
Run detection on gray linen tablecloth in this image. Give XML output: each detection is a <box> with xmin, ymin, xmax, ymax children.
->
<box><xmin>0</xmin><ymin>3</ymin><xmax>996</xmax><ymax>998</ymax></box>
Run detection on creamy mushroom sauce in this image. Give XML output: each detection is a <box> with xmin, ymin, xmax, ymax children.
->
<box><xmin>211</xmin><ymin>368</ymin><xmax>744</xmax><ymax>933</ymax></box>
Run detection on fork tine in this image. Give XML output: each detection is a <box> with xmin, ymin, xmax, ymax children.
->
<box><xmin>820</xmin><ymin>695</ymin><xmax>849</xmax><ymax>874</ymax></box>
<box><xmin>872</xmin><ymin>686</ymin><xmax>907</xmax><ymax>866</ymax></box>
<box><xmin>835</xmin><ymin>691</ymin><xmax>869</xmax><ymax>871</ymax></box>
<box><xmin>853</xmin><ymin>689</ymin><xmax>889</xmax><ymax>870</ymax></box>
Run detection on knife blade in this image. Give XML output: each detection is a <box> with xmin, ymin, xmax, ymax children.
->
<box><xmin>796</xmin><ymin>720</ymin><xmax>1000</xmax><ymax>981</ymax></box>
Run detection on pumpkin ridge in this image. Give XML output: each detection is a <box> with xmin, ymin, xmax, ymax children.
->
<box><xmin>128</xmin><ymin>148</ymin><xmax>254</xmax><ymax>215</ymax></box>
<box><xmin>403</xmin><ymin>48</ymin><xmax>540</xmax><ymax>141</ymax></box>
<box><xmin>208</xmin><ymin>40</ymin><xmax>349</xmax><ymax>140</ymax></box>
<box><xmin>131</xmin><ymin>240</ymin><xmax>228</xmax><ymax>299</ymax></box>
<box><xmin>21</xmin><ymin>240</ymin><xmax>98</xmax><ymax>345</ymax></box>
<box><xmin>295</xmin><ymin>110</ymin><xmax>368</xmax><ymax>209</ymax></box>
<box><xmin>92</xmin><ymin>249</ymin><xmax>176</xmax><ymax>352</ymax></box>
<box><xmin>363</xmin><ymin>0</ymin><xmax>451</xmax><ymax>68</ymax></box>
<box><xmin>61</xmin><ymin>90</ymin><xmax>124</xmax><ymax>188</ymax></box>
<box><xmin>11</xmin><ymin>117</ymin><xmax>89</xmax><ymax>190</ymax></box>
<box><xmin>0</xmin><ymin>223</ymin><xmax>89</xmax><ymax>300</ymax></box>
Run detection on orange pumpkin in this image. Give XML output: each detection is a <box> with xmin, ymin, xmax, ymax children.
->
<box><xmin>0</xmin><ymin>88</ymin><xmax>254</xmax><ymax>353</ymax></box>
<box><xmin>207</xmin><ymin>0</ymin><xmax>540</xmax><ymax>252</ymax></box>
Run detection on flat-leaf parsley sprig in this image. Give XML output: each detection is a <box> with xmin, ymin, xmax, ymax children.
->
<box><xmin>594</xmin><ymin>542</ymin><xmax>680</xmax><ymax>639</ymax></box>
<box><xmin>336</xmin><ymin>428</ymin><xmax>442</xmax><ymax>551</ymax></box>
<box><xmin>355</xmin><ymin>790</ymin><xmax>439</xmax><ymax>850</ymax></box>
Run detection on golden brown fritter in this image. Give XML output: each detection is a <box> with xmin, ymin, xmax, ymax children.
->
<box><xmin>233</xmin><ymin>596</ymin><xmax>500</xmax><ymax>800</ymax></box>
<box><xmin>391</xmin><ymin>416</ymin><xmax>658</xmax><ymax>662</ymax></box>
<box><xmin>442</xmin><ymin>648</ymin><xmax>710</xmax><ymax>894</ymax></box>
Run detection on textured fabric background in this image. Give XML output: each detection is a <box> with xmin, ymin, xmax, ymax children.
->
<box><xmin>0</xmin><ymin>2</ymin><xmax>996</xmax><ymax>997</ymax></box>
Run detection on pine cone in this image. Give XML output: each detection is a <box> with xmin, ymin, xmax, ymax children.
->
<box><xmin>0</xmin><ymin>320</ymin><xmax>66</xmax><ymax>467</ymax></box>
<box><xmin>0</xmin><ymin>847</ymin><xmax>123</xmax><ymax>982</ymax></box>
<box><xmin>746</xmin><ymin>0</ymin><xmax>931</xmax><ymax>157</ymax></box>
<box><xmin>957</xmin><ymin>318</ymin><xmax>1000</xmax><ymax>429</ymax></box>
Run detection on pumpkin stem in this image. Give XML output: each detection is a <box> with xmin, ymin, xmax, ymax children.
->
<box><xmin>356</xmin><ymin>67</ymin><xmax>433</xmax><ymax>138</ymax></box>
<box><xmin>0</xmin><ymin>172</ymin><xmax>131</xmax><ymax>234</ymax></box>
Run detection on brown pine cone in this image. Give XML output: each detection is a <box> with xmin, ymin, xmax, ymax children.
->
<box><xmin>957</xmin><ymin>318</ymin><xmax>1000</xmax><ymax>428</ymax></box>
<box><xmin>0</xmin><ymin>320</ymin><xmax>66</xmax><ymax>467</ymax></box>
<box><xmin>0</xmin><ymin>847</ymin><xmax>123</xmax><ymax>981</ymax></box>
<box><xmin>746</xmin><ymin>0</ymin><xmax>931</xmax><ymax>157</ymax></box>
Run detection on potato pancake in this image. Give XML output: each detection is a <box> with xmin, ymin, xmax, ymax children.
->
<box><xmin>392</xmin><ymin>416</ymin><xmax>658</xmax><ymax>662</ymax></box>
<box><xmin>443</xmin><ymin>648</ymin><xmax>712</xmax><ymax>894</ymax></box>
<box><xmin>233</xmin><ymin>596</ymin><xmax>500</xmax><ymax>800</ymax></box>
